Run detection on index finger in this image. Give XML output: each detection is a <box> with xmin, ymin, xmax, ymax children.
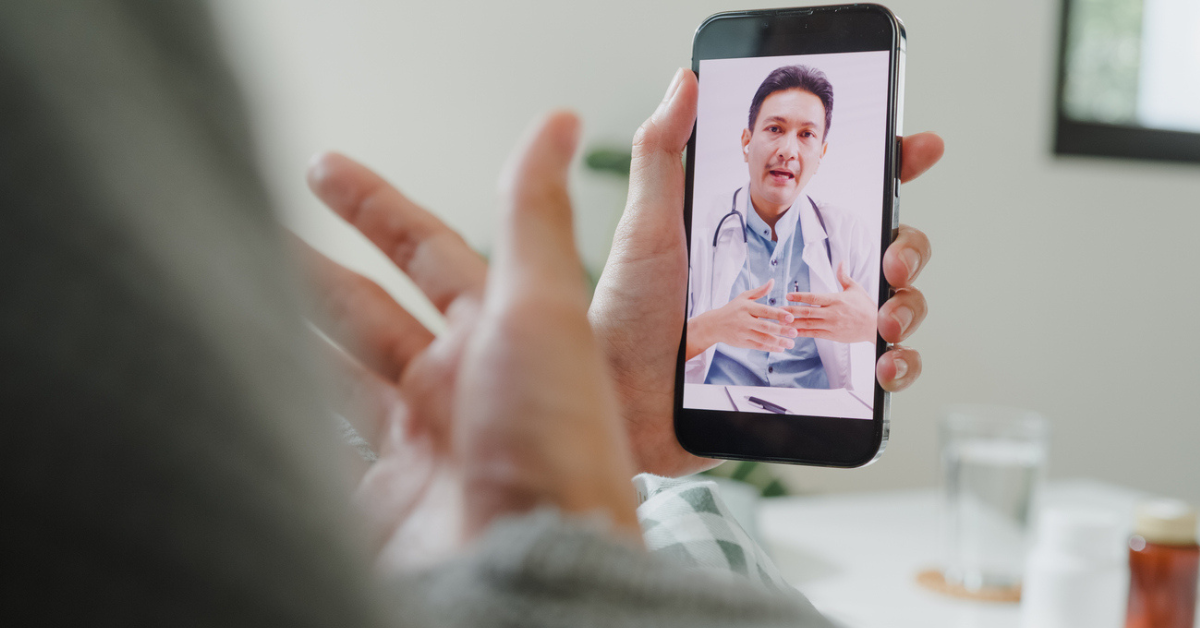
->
<box><xmin>493</xmin><ymin>110</ymin><xmax>590</xmax><ymax>304</ymax></box>
<box><xmin>786</xmin><ymin>292</ymin><xmax>836</xmax><ymax>306</ymax></box>
<box><xmin>899</xmin><ymin>133</ymin><xmax>945</xmax><ymax>183</ymax></box>
<box><xmin>307</xmin><ymin>152</ymin><xmax>487</xmax><ymax>313</ymax></box>
<box><xmin>747</xmin><ymin>302</ymin><xmax>794</xmax><ymax>323</ymax></box>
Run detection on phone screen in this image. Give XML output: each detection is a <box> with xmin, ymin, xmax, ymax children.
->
<box><xmin>684</xmin><ymin>51</ymin><xmax>893</xmax><ymax>421</ymax></box>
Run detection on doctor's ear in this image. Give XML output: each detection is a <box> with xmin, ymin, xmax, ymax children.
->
<box><xmin>740</xmin><ymin>128</ymin><xmax>752</xmax><ymax>163</ymax></box>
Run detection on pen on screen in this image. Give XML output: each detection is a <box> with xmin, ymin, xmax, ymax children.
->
<box><xmin>746</xmin><ymin>396</ymin><xmax>788</xmax><ymax>414</ymax></box>
<box><xmin>724</xmin><ymin>386</ymin><xmax>739</xmax><ymax>411</ymax></box>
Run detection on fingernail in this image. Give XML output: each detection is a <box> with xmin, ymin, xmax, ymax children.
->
<box><xmin>900</xmin><ymin>249</ymin><xmax>921</xmax><ymax>278</ymax></box>
<box><xmin>663</xmin><ymin>68</ymin><xmax>685</xmax><ymax>103</ymax></box>
<box><xmin>307</xmin><ymin>160</ymin><xmax>354</xmax><ymax>207</ymax></box>
<box><xmin>305</xmin><ymin>152</ymin><xmax>332</xmax><ymax>187</ymax></box>
<box><xmin>783</xmin><ymin>340</ymin><xmax>794</xmax><ymax>349</ymax></box>
<box><xmin>892</xmin><ymin>306</ymin><xmax>913</xmax><ymax>334</ymax></box>
<box><xmin>654</xmin><ymin>69</ymin><xmax>685</xmax><ymax>118</ymax></box>
<box><xmin>553</xmin><ymin>111</ymin><xmax>582</xmax><ymax>156</ymax></box>
<box><xmin>892</xmin><ymin>355</ymin><xmax>908</xmax><ymax>379</ymax></box>
<box><xmin>787</xmin><ymin>329</ymin><xmax>798</xmax><ymax>338</ymax></box>
<box><xmin>782</xmin><ymin>312</ymin><xmax>794</xmax><ymax>323</ymax></box>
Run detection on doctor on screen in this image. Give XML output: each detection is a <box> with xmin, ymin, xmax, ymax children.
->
<box><xmin>685</xmin><ymin>64</ymin><xmax>878</xmax><ymax>390</ymax></box>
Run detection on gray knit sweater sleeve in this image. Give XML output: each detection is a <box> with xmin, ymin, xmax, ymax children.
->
<box><xmin>391</xmin><ymin>510</ymin><xmax>837</xmax><ymax>628</ymax></box>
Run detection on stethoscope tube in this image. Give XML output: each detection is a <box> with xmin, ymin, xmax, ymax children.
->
<box><xmin>712</xmin><ymin>188</ymin><xmax>747</xmax><ymax>247</ymax></box>
<box><xmin>709</xmin><ymin>187</ymin><xmax>833</xmax><ymax>284</ymax></box>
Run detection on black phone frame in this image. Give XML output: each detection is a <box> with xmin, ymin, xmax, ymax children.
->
<box><xmin>674</xmin><ymin>4</ymin><xmax>905</xmax><ymax>468</ymax></box>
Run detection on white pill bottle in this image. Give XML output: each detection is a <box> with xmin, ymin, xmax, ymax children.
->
<box><xmin>1020</xmin><ymin>508</ymin><xmax>1128</xmax><ymax>628</ymax></box>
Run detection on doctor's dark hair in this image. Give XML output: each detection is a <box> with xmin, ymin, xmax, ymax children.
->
<box><xmin>747</xmin><ymin>64</ymin><xmax>834</xmax><ymax>139</ymax></box>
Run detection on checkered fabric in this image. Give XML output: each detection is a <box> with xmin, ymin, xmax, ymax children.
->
<box><xmin>634</xmin><ymin>473</ymin><xmax>790</xmax><ymax>592</ymax></box>
<box><xmin>338</xmin><ymin>420</ymin><xmax>792</xmax><ymax>593</ymax></box>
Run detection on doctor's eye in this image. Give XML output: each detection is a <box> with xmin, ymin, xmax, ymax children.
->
<box><xmin>766</xmin><ymin>125</ymin><xmax>782</xmax><ymax>133</ymax></box>
<box><xmin>800</xmin><ymin>130</ymin><xmax>816</xmax><ymax>139</ymax></box>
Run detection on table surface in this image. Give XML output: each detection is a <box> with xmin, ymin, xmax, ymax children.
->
<box><xmin>684</xmin><ymin>383</ymin><xmax>873</xmax><ymax>419</ymax></box>
<box><xmin>757</xmin><ymin>479</ymin><xmax>1200</xmax><ymax>628</ymax></box>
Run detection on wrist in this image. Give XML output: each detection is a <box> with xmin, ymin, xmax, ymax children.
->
<box><xmin>686</xmin><ymin>313</ymin><xmax>713</xmax><ymax>359</ymax></box>
<box><xmin>465</xmin><ymin>467</ymin><xmax>642</xmax><ymax>544</ymax></box>
<box><xmin>463</xmin><ymin>434</ymin><xmax>642</xmax><ymax>542</ymax></box>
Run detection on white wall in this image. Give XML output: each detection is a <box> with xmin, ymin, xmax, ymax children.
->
<box><xmin>211</xmin><ymin>0</ymin><xmax>1200</xmax><ymax>505</ymax></box>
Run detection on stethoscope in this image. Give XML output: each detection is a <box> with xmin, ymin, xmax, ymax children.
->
<box><xmin>709</xmin><ymin>187</ymin><xmax>833</xmax><ymax>277</ymax></box>
<box><xmin>712</xmin><ymin>188</ymin><xmax>747</xmax><ymax>247</ymax></box>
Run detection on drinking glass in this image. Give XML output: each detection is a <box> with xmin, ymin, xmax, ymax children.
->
<box><xmin>940</xmin><ymin>405</ymin><xmax>1049</xmax><ymax>592</ymax></box>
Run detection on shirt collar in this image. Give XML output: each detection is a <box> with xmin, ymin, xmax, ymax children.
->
<box><xmin>795</xmin><ymin>194</ymin><xmax>828</xmax><ymax>247</ymax></box>
<box><xmin>741</xmin><ymin>185</ymin><xmax>803</xmax><ymax>244</ymax></box>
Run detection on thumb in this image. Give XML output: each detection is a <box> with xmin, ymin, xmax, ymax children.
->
<box><xmin>632</xmin><ymin>68</ymin><xmax>696</xmax><ymax>169</ymax></box>
<box><xmin>837</xmin><ymin>262</ymin><xmax>861</xmax><ymax>291</ymax></box>
<box><xmin>493</xmin><ymin>110</ymin><xmax>586</xmax><ymax>303</ymax></box>
<box><xmin>609</xmin><ymin>69</ymin><xmax>698</xmax><ymax>253</ymax></box>
<box><xmin>741</xmin><ymin>278</ymin><xmax>774</xmax><ymax>301</ymax></box>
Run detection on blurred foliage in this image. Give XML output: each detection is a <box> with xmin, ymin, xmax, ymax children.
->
<box><xmin>584</xmin><ymin>147</ymin><xmax>633</xmax><ymax>178</ymax></box>
<box><xmin>1062</xmin><ymin>0</ymin><xmax>1144</xmax><ymax>124</ymax></box>
<box><xmin>702</xmin><ymin>460</ymin><xmax>790</xmax><ymax>497</ymax></box>
<box><xmin>580</xmin><ymin>145</ymin><xmax>633</xmax><ymax>295</ymax></box>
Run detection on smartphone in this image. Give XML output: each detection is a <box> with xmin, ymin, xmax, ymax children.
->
<box><xmin>675</xmin><ymin>4</ymin><xmax>905</xmax><ymax>467</ymax></box>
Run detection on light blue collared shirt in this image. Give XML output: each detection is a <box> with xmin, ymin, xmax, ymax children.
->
<box><xmin>704</xmin><ymin>194</ymin><xmax>829</xmax><ymax>389</ymax></box>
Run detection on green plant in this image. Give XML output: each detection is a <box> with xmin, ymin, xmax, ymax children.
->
<box><xmin>701</xmin><ymin>461</ymin><xmax>790</xmax><ymax>497</ymax></box>
<box><xmin>584</xmin><ymin>147</ymin><xmax>632</xmax><ymax>178</ymax></box>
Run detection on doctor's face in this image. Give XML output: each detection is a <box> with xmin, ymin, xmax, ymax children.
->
<box><xmin>741</xmin><ymin>88</ymin><xmax>828</xmax><ymax>215</ymax></box>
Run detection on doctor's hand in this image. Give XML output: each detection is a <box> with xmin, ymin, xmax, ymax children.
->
<box><xmin>299</xmin><ymin>112</ymin><xmax>641</xmax><ymax>572</ymax></box>
<box><xmin>785</xmin><ymin>263</ymin><xmax>876</xmax><ymax>343</ymax></box>
<box><xmin>685</xmin><ymin>279</ymin><xmax>798</xmax><ymax>360</ymax></box>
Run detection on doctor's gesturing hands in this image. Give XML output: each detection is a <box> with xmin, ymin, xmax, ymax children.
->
<box><xmin>785</xmin><ymin>262</ymin><xmax>877</xmax><ymax>344</ymax></box>
<box><xmin>685</xmin><ymin>278</ymin><xmax>798</xmax><ymax>359</ymax></box>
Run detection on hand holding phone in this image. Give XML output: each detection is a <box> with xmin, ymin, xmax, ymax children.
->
<box><xmin>590</xmin><ymin>64</ymin><xmax>940</xmax><ymax>478</ymax></box>
<box><xmin>675</xmin><ymin>4</ymin><xmax>915</xmax><ymax>467</ymax></box>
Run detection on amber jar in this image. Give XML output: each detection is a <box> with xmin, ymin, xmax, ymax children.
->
<box><xmin>1124</xmin><ymin>500</ymin><xmax>1199</xmax><ymax>628</ymax></box>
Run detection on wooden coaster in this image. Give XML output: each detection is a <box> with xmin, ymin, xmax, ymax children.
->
<box><xmin>915</xmin><ymin>568</ymin><xmax>1022</xmax><ymax>603</ymax></box>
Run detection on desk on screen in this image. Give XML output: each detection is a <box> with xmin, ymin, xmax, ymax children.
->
<box><xmin>683</xmin><ymin>383</ymin><xmax>872</xmax><ymax>420</ymax></box>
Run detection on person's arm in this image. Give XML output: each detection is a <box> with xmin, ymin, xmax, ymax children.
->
<box><xmin>387</xmin><ymin>509</ymin><xmax>839</xmax><ymax>628</ymax></box>
<box><xmin>0</xmin><ymin>2</ymin><xmax>389</xmax><ymax>626</ymax></box>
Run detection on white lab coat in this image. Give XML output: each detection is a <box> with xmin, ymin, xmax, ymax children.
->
<box><xmin>686</xmin><ymin>185</ymin><xmax>878</xmax><ymax>389</ymax></box>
